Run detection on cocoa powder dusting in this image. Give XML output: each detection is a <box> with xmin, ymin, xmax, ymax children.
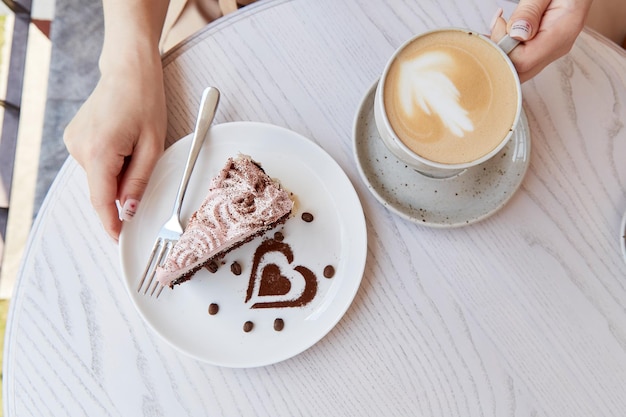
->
<box><xmin>246</xmin><ymin>238</ymin><xmax>318</xmax><ymax>309</ymax></box>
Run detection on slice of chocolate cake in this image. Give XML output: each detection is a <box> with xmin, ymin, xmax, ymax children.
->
<box><xmin>156</xmin><ymin>155</ymin><xmax>293</xmax><ymax>288</ymax></box>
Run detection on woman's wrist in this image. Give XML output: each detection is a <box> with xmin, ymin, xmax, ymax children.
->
<box><xmin>99</xmin><ymin>0</ymin><xmax>169</xmax><ymax>76</ymax></box>
<box><xmin>99</xmin><ymin>37</ymin><xmax>162</xmax><ymax>77</ymax></box>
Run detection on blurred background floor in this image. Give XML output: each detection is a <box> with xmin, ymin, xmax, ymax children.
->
<box><xmin>0</xmin><ymin>0</ymin><xmax>102</xmax><ymax>300</ymax></box>
<box><xmin>0</xmin><ymin>0</ymin><xmax>54</xmax><ymax>300</ymax></box>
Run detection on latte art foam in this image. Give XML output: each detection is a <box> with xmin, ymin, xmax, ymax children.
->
<box><xmin>398</xmin><ymin>51</ymin><xmax>474</xmax><ymax>138</ymax></box>
<box><xmin>383</xmin><ymin>31</ymin><xmax>519</xmax><ymax>165</ymax></box>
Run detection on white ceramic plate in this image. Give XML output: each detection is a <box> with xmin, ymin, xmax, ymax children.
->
<box><xmin>120</xmin><ymin>122</ymin><xmax>367</xmax><ymax>367</ymax></box>
<box><xmin>353</xmin><ymin>81</ymin><xmax>531</xmax><ymax>227</ymax></box>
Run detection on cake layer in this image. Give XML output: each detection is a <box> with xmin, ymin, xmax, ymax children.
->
<box><xmin>155</xmin><ymin>155</ymin><xmax>293</xmax><ymax>288</ymax></box>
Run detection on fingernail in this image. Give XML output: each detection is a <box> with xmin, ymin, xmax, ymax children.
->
<box><xmin>489</xmin><ymin>7</ymin><xmax>503</xmax><ymax>33</ymax></box>
<box><xmin>121</xmin><ymin>199</ymin><xmax>139</xmax><ymax>221</ymax></box>
<box><xmin>510</xmin><ymin>20</ymin><xmax>532</xmax><ymax>41</ymax></box>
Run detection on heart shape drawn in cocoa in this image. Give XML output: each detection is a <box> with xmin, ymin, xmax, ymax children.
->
<box><xmin>259</xmin><ymin>264</ymin><xmax>291</xmax><ymax>296</ymax></box>
<box><xmin>246</xmin><ymin>238</ymin><xmax>318</xmax><ymax>309</ymax></box>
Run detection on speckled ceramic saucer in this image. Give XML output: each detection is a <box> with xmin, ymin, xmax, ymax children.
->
<box><xmin>353</xmin><ymin>81</ymin><xmax>531</xmax><ymax>228</ymax></box>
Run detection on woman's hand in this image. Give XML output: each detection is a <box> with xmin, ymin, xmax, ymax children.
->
<box><xmin>64</xmin><ymin>0</ymin><xmax>170</xmax><ymax>241</ymax></box>
<box><xmin>491</xmin><ymin>0</ymin><xmax>592</xmax><ymax>82</ymax></box>
<box><xmin>64</xmin><ymin>53</ymin><xmax>167</xmax><ymax>241</ymax></box>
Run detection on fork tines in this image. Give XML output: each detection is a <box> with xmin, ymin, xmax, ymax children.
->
<box><xmin>137</xmin><ymin>238</ymin><xmax>173</xmax><ymax>297</ymax></box>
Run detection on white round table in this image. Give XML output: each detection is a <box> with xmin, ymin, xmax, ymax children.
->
<box><xmin>5</xmin><ymin>0</ymin><xmax>626</xmax><ymax>415</ymax></box>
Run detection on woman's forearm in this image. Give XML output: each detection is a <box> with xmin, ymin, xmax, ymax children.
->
<box><xmin>99</xmin><ymin>0</ymin><xmax>171</xmax><ymax>73</ymax></box>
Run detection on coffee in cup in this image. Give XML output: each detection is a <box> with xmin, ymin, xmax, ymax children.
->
<box><xmin>374</xmin><ymin>28</ymin><xmax>522</xmax><ymax>178</ymax></box>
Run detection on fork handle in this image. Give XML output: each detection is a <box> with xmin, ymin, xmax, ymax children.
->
<box><xmin>172</xmin><ymin>87</ymin><xmax>221</xmax><ymax>217</ymax></box>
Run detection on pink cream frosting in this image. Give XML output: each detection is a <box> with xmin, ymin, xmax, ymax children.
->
<box><xmin>155</xmin><ymin>155</ymin><xmax>293</xmax><ymax>287</ymax></box>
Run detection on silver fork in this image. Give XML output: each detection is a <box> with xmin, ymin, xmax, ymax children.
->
<box><xmin>137</xmin><ymin>86</ymin><xmax>220</xmax><ymax>297</ymax></box>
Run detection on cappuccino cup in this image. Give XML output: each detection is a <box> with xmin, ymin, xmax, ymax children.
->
<box><xmin>374</xmin><ymin>28</ymin><xmax>522</xmax><ymax>178</ymax></box>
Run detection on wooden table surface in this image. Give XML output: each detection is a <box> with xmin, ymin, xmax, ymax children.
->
<box><xmin>5</xmin><ymin>0</ymin><xmax>626</xmax><ymax>415</ymax></box>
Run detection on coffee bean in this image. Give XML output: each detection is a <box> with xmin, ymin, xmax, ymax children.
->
<box><xmin>273</xmin><ymin>318</ymin><xmax>285</xmax><ymax>331</ymax></box>
<box><xmin>274</xmin><ymin>231</ymin><xmax>284</xmax><ymax>241</ymax></box>
<box><xmin>323</xmin><ymin>265</ymin><xmax>335</xmax><ymax>278</ymax></box>
<box><xmin>206</xmin><ymin>261</ymin><xmax>219</xmax><ymax>273</ymax></box>
<box><xmin>301</xmin><ymin>212</ymin><xmax>314</xmax><ymax>222</ymax></box>
<box><xmin>243</xmin><ymin>321</ymin><xmax>254</xmax><ymax>333</ymax></box>
<box><xmin>230</xmin><ymin>261</ymin><xmax>242</xmax><ymax>275</ymax></box>
<box><xmin>208</xmin><ymin>303</ymin><xmax>219</xmax><ymax>315</ymax></box>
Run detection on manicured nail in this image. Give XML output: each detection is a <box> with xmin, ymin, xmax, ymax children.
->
<box><xmin>121</xmin><ymin>199</ymin><xmax>139</xmax><ymax>221</ymax></box>
<box><xmin>489</xmin><ymin>7</ymin><xmax>503</xmax><ymax>33</ymax></box>
<box><xmin>510</xmin><ymin>20</ymin><xmax>532</xmax><ymax>41</ymax></box>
